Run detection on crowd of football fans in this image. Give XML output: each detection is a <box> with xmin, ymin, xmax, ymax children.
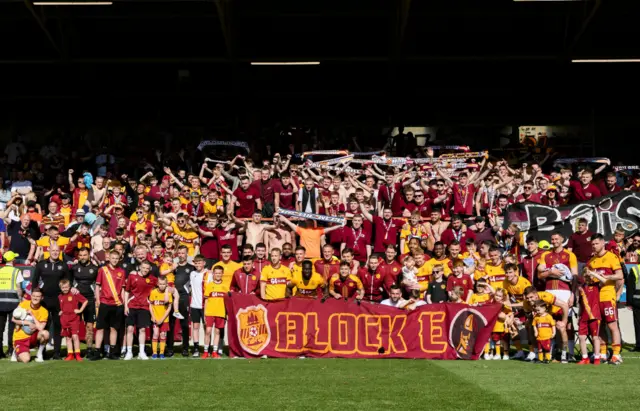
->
<box><xmin>0</xmin><ymin>133</ymin><xmax>638</xmax><ymax>365</ymax></box>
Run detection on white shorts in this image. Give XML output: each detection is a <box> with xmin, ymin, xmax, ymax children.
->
<box><xmin>547</xmin><ymin>289</ymin><xmax>573</xmax><ymax>317</ymax></box>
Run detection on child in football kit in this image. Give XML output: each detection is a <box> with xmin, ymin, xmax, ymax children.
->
<box><xmin>58</xmin><ymin>279</ymin><xmax>88</xmax><ymax>361</ymax></box>
<box><xmin>577</xmin><ymin>271</ymin><xmax>602</xmax><ymax>365</ymax></box>
<box><xmin>149</xmin><ymin>277</ymin><xmax>173</xmax><ymax>359</ymax></box>
<box><xmin>468</xmin><ymin>280</ymin><xmax>493</xmax><ymax>359</ymax></box>
<box><xmin>203</xmin><ymin>265</ymin><xmax>227</xmax><ymax>359</ymax></box>
<box><xmin>491</xmin><ymin>288</ymin><xmax>515</xmax><ymax>360</ymax></box>
<box><xmin>532</xmin><ymin>300</ymin><xmax>556</xmax><ymax>363</ymax></box>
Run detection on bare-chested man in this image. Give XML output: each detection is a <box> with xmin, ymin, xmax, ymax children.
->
<box><xmin>232</xmin><ymin>210</ymin><xmax>275</xmax><ymax>249</ymax></box>
<box><xmin>425</xmin><ymin>208</ymin><xmax>449</xmax><ymax>243</ymax></box>
<box><xmin>265</xmin><ymin>215</ymin><xmax>292</xmax><ymax>251</ymax></box>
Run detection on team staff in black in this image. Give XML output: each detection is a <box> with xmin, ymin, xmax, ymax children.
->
<box><xmin>31</xmin><ymin>245</ymin><xmax>71</xmax><ymax>360</ymax></box>
<box><xmin>168</xmin><ymin>245</ymin><xmax>194</xmax><ymax>357</ymax></box>
<box><xmin>71</xmin><ymin>247</ymin><xmax>99</xmax><ymax>359</ymax></box>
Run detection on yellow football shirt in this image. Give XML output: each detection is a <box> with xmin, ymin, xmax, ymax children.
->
<box><xmin>13</xmin><ymin>300</ymin><xmax>48</xmax><ymax>342</ymax></box>
<box><xmin>149</xmin><ymin>288</ymin><xmax>172</xmax><ymax>323</ymax></box>
<box><xmin>169</xmin><ymin>222</ymin><xmax>199</xmax><ymax>256</ymax></box>
<box><xmin>204</xmin><ymin>281</ymin><xmax>227</xmax><ymax>318</ymax></box>
<box><xmin>216</xmin><ymin>260</ymin><xmax>243</xmax><ymax>292</ymax></box>
<box><xmin>36</xmin><ymin>236</ymin><xmax>70</xmax><ymax>260</ymax></box>
<box><xmin>587</xmin><ymin>251</ymin><xmax>622</xmax><ymax>302</ymax></box>
<box><xmin>532</xmin><ymin>313</ymin><xmax>556</xmax><ymax>340</ymax></box>
<box><xmin>260</xmin><ymin>264</ymin><xmax>292</xmax><ymax>300</ymax></box>
<box><xmin>485</xmin><ymin>261</ymin><xmax>506</xmax><ymax>290</ymax></box>
<box><xmin>291</xmin><ymin>272</ymin><xmax>325</xmax><ymax>298</ymax></box>
<box><xmin>469</xmin><ymin>292</ymin><xmax>491</xmax><ymax>305</ymax></box>
<box><xmin>422</xmin><ymin>257</ymin><xmax>452</xmax><ymax>277</ymax></box>
<box><xmin>502</xmin><ymin>276</ymin><xmax>532</xmax><ymax>304</ymax></box>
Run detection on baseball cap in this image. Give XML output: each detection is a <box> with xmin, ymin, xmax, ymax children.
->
<box><xmin>3</xmin><ymin>251</ymin><xmax>19</xmax><ymax>262</ymax></box>
<box><xmin>538</xmin><ymin>240</ymin><xmax>551</xmax><ymax>250</ymax></box>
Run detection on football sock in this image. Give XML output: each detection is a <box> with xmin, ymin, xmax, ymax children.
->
<box><xmin>110</xmin><ymin>345</ymin><xmax>116</xmax><ymax>354</ymax></box>
<box><xmin>600</xmin><ymin>344</ymin><xmax>608</xmax><ymax>359</ymax></box>
<box><xmin>37</xmin><ymin>345</ymin><xmax>45</xmax><ymax>356</ymax></box>
<box><xmin>152</xmin><ymin>341</ymin><xmax>158</xmax><ymax>354</ymax></box>
<box><xmin>561</xmin><ymin>350</ymin><xmax>567</xmax><ymax>359</ymax></box>
<box><xmin>484</xmin><ymin>344</ymin><xmax>490</xmax><ymax>354</ymax></box>
<box><xmin>194</xmin><ymin>343</ymin><xmax>200</xmax><ymax>351</ymax></box>
<box><xmin>213</xmin><ymin>345</ymin><xmax>218</xmax><ymax>353</ymax></box>
<box><xmin>612</xmin><ymin>344</ymin><xmax>621</xmax><ymax>356</ymax></box>
<box><xmin>495</xmin><ymin>345</ymin><xmax>501</xmax><ymax>356</ymax></box>
<box><xmin>544</xmin><ymin>352</ymin><xmax>551</xmax><ymax>361</ymax></box>
<box><xmin>538</xmin><ymin>352</ymin><xmax>543</xmax><ymax>361</ymax></box>
<box><xmin>582</xmin><ymin>353</ymin><xmax>589</xmax><ymax>359</ymax></box>
<box><xmin>160</xmin><ymin>341</ymin><xmax>166</xmax><ymax>354</ymax></box>
<box><xmin>126</xmin><ymin>346</ymin><xmax>132</xmax><ymax>354</ymax></box>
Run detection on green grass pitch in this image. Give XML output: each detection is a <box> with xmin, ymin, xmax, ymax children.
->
<box><xmin>1</xmin><ymin>354</ymin><xmax>638</xmax><ymax>410</ymax></box>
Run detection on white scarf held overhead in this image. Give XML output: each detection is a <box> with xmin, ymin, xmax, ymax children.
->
<box><xmin>277</xmin><ymin>208</ymin><xmax>346</xmax><ymax>225</ymax></box>
<box><xmin>305</xmin><ymin>155</ymin><xmax>354</xmax><ymax>168</ymax></box>
<box><xmin>197</xmin><ymin>140</ymin><xmax>250</xmax><ymax>153</ymax></box>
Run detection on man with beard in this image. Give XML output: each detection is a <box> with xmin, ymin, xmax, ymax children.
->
<box><xmin>358</xmin><ymin>255</ymin><xmax>385</xmax><ymax>302</ymax></box>
<box><xmin>597</xmin><ymin>171</ymin><xmax>621</xmax><ymax>195</ymax></box>
<box><xmin>446</xmin><ymin>241</ymin><xmax>464</xmax><ymax>272</ymax></box>
<box><xmin>360</xmin><ymin>204</ymin><xmax>404</xmax><ymax>254</ymax></box>
<box><xmin>441</xmin><ymin>215</ymin><xmax>476</xmax><ymax>253</ymax></box>
<box><xmin>31</xmin><ymin>245</ymin><xmax>71</xmax><ymax>360</ymax></box>
<box><xmin>313</xmin><ymin>244</ymin><xmax>340</xmax><ymax>284</ymax></box>
<box><xmin>288</xmin><ymin>260</ymin><xmax>325</xmax><ymax>299</ymax></box>
<box><xmin>71</xmin><ymin>247</ymin><xmax>99</xmax><ymax>359</ymax></box>
<box><xmin>381</xmin><ymin>285</ymin><xmax>409</xmax><ymax>308</ymax></box>
<box><xmin>280</xmin><ymin>242</ymin><xmax>295</xmax><ymax>267</ymax></box>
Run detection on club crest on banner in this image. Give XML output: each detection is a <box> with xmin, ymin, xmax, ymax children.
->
<box><xmin>236</xmin><ymin>305</ymin><xmax>271</xmax><ymax>355</ymax></box>
<box><xmin>448</xmin><ymin>308</ymin><xmax>488</xmax><ymax>360</ymax></box>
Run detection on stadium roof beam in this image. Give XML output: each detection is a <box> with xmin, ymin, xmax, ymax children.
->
<box><xmin>570</xmin><ymin>0</ymin><xmax>601</xmax><ymax>52</ymax></box>
<box><xmin>24</xmin><ymin>0</ymin><xmax>65</xmax><ymax>59</ymax></box>
<box><xmin>214</xmin><ymin>0</ymin><xmax>233</xmax><ymax>58</ymax></box>
<box><xmin>393</xmin><ymin>0</ymin><xmax>412</xmax><ymax>56</ymax></box>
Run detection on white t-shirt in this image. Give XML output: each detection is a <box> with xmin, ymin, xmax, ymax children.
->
<box><xmin>381</xmin><ymin>298</ymin><xmax>408</xmax><ymax>308</ymax></box>
<box><xmin>189</xmin><ymin>270</ymin><xmax>205</xmax><ymax>309</ymax></box>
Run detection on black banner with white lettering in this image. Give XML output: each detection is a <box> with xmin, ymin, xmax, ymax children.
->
<box><xmin>503</xmin><ymin>192</ymin><xmax>640</xmax><ymax>242</ymax></box>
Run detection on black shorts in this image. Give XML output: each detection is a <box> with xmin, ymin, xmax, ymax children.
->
<box><xmin>190</xmin><ymin>308</ymin><xmax>204</xmax><ymax>324</ymax></box>
<box><xmin>82</xmin><ymin>299</ymin><xmax>97</xmax><ymax>324</ymax></box>
<box><xmin>125</xmin><ymin>308</ymin><xmax>151</xmax><ymax>328</ymax></box>
<box><xmin>96</xmin><ymin>303</ymin><xmax>124</xmax><ymax>330</ymax></box>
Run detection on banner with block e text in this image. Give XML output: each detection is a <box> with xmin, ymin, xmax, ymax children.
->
<box><xmin>225</xmin><ymin>294</ymin><xmax>501</xmax><ymax>360</ymax></box>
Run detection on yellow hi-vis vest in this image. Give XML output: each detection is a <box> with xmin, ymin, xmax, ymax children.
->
<box><xmin>0</xmin><ymin>265</ymin><xmax>21</xmax><ymax>311</ymax></box>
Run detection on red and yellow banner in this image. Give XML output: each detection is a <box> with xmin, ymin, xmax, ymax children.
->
<box><xmin>225</xmin><ymin>294</ymin><xmax>501</xmax><ymax>360</ymax></box>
